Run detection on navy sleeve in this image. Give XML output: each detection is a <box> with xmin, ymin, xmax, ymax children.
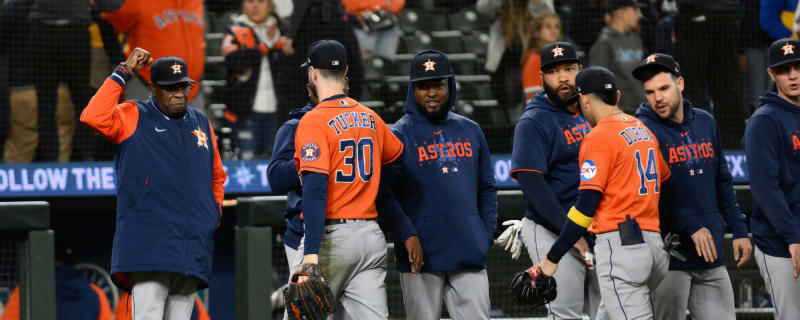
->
<box><xmin>660</xmin><ymin>174</ymin><xmax>703</xmax><ymax>235</ymax></box>
<box><xmin>745</xmin><ymin>116</ymin><xmax>800</xmax><ymax>245</ymax></box>
<box><xmin>517</xmin><ymin>171</ymin><xmax>567</xmax><ymax>232</ymax></box>
<box><xmin>760</xmin><ymin>0</ymin><xmax>792</xmax><ymax>40</ymax></box>
<box><xmin>713</xmin><ymin>125</ymin><xmax>748</xmax><ymax>239</ymax></box>
<box><xmin>546</xmin><ymin>190</ymin><xmax>601</xmax><ymax>263</ymax></box>
<box><xmin>477</xmin><ymin>128</ymin><xmax>499</xmax><ymax>240</ymax></box>
<box><xmin>301</xmin><ymin>172</ymin><xmax>328</xmax><ymax>255</ymax></box>
<box><xmin>511</xmin><ymin>118</ymin><xmax>549</xmax><ymax>177</ymax></box>
<box><xmin>267</xmin><ymin>122</ymin><xmax>301</xmax><ymax>194</ymax></box>
<box><xmin>376</xmin><ymin>183</ymin><xmax>417</xmax><ymax>242</ymax></box>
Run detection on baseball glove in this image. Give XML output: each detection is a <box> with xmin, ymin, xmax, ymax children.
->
<box><xmin>509</xmin><ymin>265</ymin><xmax>557</xmax><ymax>308</ymax></box>
<box><xmin>284</xmin><ymin>263</ymin><xmax>336</xmax><ymax>320</ymax></box>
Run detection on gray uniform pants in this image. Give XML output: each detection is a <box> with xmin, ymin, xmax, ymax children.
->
<box><xmin>520</xmin><ymin>218</ymin><xmax>604</xmax><ymax>319</ymax></box>
<box><xmin>130</xmin><ymin>272</ymin><xmax>197</xmax><ymax>320</ymax></box>
<box><xmin>398</xmin><ymin>269</ymin><xmax>489</xmax><ymax>320</ymax></box>
<box><xmin>293</xmin><ymin>220</ymin><xmax>388</xmax><ymax>320</ymax></box>
<box><xmin>594</xmin><ymin>231</ymin><xmax>668</xmax><ymax>320</ymax></box>
<box><xmin>651</xmin><ymin>266</ymin><xmax>736</xmax><ymax>320</ymax></box>
<box><xmin>754</xmin><ymin>245</ymin><xmax>800</xmax><ymax>320</ymax></box>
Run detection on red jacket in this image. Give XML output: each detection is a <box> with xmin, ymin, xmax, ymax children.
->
<box><xmin>102</xmin><ymin>0</ymin><xmax>206</xmax><ymax>101</ymax></box>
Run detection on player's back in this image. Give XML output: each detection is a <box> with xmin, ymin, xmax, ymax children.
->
<box><xmin>295</xmin><ymin>95</ymin><xmax>403</xmax><ymax>220</ymax></box>
<box><xmin>579</xmin><ymin>114</ymin><xmax>670</xmax><ymax>234</ymax></box>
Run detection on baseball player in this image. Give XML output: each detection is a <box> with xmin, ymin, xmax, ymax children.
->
<box><xmin>292</xmin><ymin>39</ymin><xmax>404</xmax><ymax>319</ymax></box>
<box><xmin>376</xmin><ymin>50</ymin><xmax>498</xmax><ymax>319</ymax></box>
<box><xmin>537</xmin><ymin>66</ymin><xmax>671</xmax><ymax>320</ymax></box>
<box><xmin>632</xmin><ymin>53</ymin><xmax>752</xmax><ymax>320</ymax></box>
<box><xmin>506</xmin><ymin>41</ymin><xmax>603</xmax><ymax>319</ymax></box>
<box><xmin>744</xmin><ymin>38</ymin><xmax>800</xmax><ymax>320</ymax></box>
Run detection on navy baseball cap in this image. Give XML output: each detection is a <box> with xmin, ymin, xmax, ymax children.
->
<box><xmin>768</xmin><ymin>38</ymin><xmax>800</xmax><ymax>69</ymax></box>
<box><xmin>410</xmin><ymin>51</ymin><xmax>453</xmax><ymax>82</ymax></box>
<box><xmin>150</xmin><ymin>57</ymin><xmax>195</xmax><ymax>85</ymax></box>
<box><xmin>301</xmin><ymin>39</ymin><xmax>348</xmax><ymax>69</ymax></box>
<box><xmin>632</xmin><ymin>53</ymin><xmax>681</xmax><ymax>81</ymax></box>
<box><xmin>541</xmin><ymin>42</ymin><xmax>580</xmax><ymax>71</ymax></box>
<box><xmin>576</xmin><ymin>66</ymin><xmax>617</xmax><ymax>95</ymax></box>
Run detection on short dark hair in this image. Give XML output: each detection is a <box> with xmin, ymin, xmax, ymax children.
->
<box><xmin>590</xmin><ymin>91</ymin><xmax>618</xmax><ymax>106</ymax></box>
<box><xmin>637</xmin><ymin>67</ymin><xmax>677</xmax><ymax>83</ymax></box>
<box><xmin>317</xmin><ymin>68</ymin><xmax>347</xmax><ymax>81</ymax></box>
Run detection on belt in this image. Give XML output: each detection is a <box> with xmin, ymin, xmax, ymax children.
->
<box><xmin>325</xmin><ymin>218</ymin><xmax>376</xmax><ymax>225</ymax></box>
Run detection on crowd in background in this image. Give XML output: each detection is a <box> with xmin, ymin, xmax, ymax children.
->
<box><xmin>0</xmin><ymin>0</ymin><xmax>792</xmax><ymax>162</ymax></box>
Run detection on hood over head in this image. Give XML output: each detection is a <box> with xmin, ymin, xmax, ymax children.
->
<box><xmin>405</xmin><ymin>50</ymin><xmax>457</xmax><ymax>123</ymax></box>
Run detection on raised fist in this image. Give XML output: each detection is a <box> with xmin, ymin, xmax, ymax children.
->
<box><xmin>125</xmin><ymin>47</ymin><xmax>153</xmax><ymax>71</ymax></box>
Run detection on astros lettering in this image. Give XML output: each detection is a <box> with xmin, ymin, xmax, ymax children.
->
<box><xmin>418</xmin><ymin>142</ymin><xmax>472</xmax><ymax>161</ymax></box>
<box><xmin>667</xmin><ymin>142</ymin><xmax>715</xmax><ymax>164</ymax></box>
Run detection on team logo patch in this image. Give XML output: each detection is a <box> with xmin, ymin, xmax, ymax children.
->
<box><xmin>783</xmin><ymin>42</ymin><xmax>795</xmax><ymax>56</ymax></box>
<box><xmin>170</xmin><ymin>63</ymin><xmax>183</xmax><ymax>75</ymax></box>
<box><xmin>301</xmin><ymin>143</ymin><xmax>320</xmax><ymax>162</ymax></box>
<box><xmin>645</xmin><ymin>54</ymin><xmax>657</xmax><ymax>64</ymax></box>
<box><xmin>551</xmin><ymin>45</ymin><xmax>565</xmax><ymax>58</ymax></box>
<box><xmin>423</xmin><ymin>58</ymin><xmax>437</xmax><ymax>72</ymax></box>
<box><xmin>580</xmin><ymin>160</ymin><xmax>597</xmax><ymax>181</ymax></box>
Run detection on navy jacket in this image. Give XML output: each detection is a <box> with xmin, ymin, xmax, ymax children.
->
<box><xmin>637</xmin><ymin>100</ymin><xmax>748</xmax><ymax>270</ymax></box>
<box><xmin>744</xmin><ymin>92</ymin><xmax>800</xmax><ymax>258</ymax></box>
<box><xmin>381</xmin><ymin>50</ymin><xmax>498</xmax><ymax>272</ymax></box>
<box><xmin>267</xmin><ymin>105</ymin><xmax>313</xmax><ymax>250</ymax></box>
<box><xmin>511</xmin><ymin>92</ymin><xmax>591</xmax><ymax>233</ymax></box>
<box><xmin>81</xmin><ymin>69</ymin><xmax>227</xmax><ymax>292</ymax></box>
<box><xmin>56</xmin><ymin>267</ymin><xmax>103</xmax><ymax>320</ymax></box>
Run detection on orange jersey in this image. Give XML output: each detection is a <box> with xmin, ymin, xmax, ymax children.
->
<box><xmin>294</xmin><ymin>96</ymin><xmax>404</xmax><ymax>220</ymax></box>
<box><xmin>578</xmin><ymin>114</ymin><xmax>670</xmax><ymax>234</ymax></box>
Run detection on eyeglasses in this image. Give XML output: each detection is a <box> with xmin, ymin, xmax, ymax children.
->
<box><xmin>157</xmin><ymin>83</ymin><xmax>193</xmax><ymax>93</ymax></box>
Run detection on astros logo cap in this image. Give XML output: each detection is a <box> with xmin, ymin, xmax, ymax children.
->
<box><xmin>410</xmin><ymin>50</ymin><xmax>453</xmax><ymax>82</ymax></box>
<box><xmin>301</xmin><ymin>39</ymin><xmax>348</xmax><ymax>70</ymax></box>
<box><xmin>768</xmin><ymin>38</ymin><xmax>800</xmax><ymax>69</ymax></box>
<box><xmin>150</xmin><ymin>56</ymin><xmax>195</xmax><ymax>85</ymax></box>
<box><xmin>632</xmin><ymin>53</ymin><xmax>681</xmax><ymax>81</ymax></box>
<box><xmin>540</xmin><ymin>42</ymin><xmax>580</xmax><ymax>71</ymax></box>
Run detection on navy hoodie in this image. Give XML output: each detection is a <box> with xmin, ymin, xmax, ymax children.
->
<box><xmin>267</xmin><ymin>105</ymin><xmax>314</xmax><ymax>250</ymax></box>
<box><xmin>380</xmin><ymin>50</ymin><xmax>498</xmax><ymax>272</ymax></box>
<box><xmin>636</xmin><ymin>99</ymin><xmax>748</xmax><ymax>270</ymax></box>
<box><xmin>744</xmin><ymin>92</ymin><xmax>800</xmax><ymax>258</ymax></box>
<box><xmin>56</xmin><ymin>266</ymin><xmax>102</xmax><ymax>320</ymax></box>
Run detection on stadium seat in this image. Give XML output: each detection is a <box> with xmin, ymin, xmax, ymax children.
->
<box><xmin>212</xmin><ymin>11</ymin><xmax>238</xmax><ymax>33</ymax></box>
<box><xmin>428</xmin><ymin>13</ymin><xmax>449</xmax><ymax>32</ymax></box>
<box><xmin>363</xmin><ymin>56</ymin><xmax>392</xmax><ymax>81</ymax></box>
<box><xmin>205</xmin><ymin>34</ymin><xmax>223</xmax><ymax>57</ymax></box>
<box><xmin>398</xmin><ymin>9</ymin><xmax>425</xmax><ymax>34</ymax></box>
<box><xmin>452</xmin><ymin>59</ymin><xmax>476</xmax><ymax>75</ymax></box>
<box><xmin>433</xmin><ymin>36</ymin><xmax>464</xmax><ymax>54</ymax></box>
<box><xmin>402</xmin><ymin>32</ymin><xmax>433</xmax><ymax>55</ymax></box>
<box><xmin>463</xmin><ymin>32</ymin><xmax>489</xmax><ymax>57</ymax></box>
<box><xmin>448</xmin><ymin>9</ymin><xmax>482</xmax><ymax>33</ymax></box>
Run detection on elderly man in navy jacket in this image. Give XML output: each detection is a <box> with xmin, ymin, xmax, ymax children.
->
<box><xmin>745</xmin><ymin>38</ymin><xmax>800</xmax><ymax>320</ymax></box>
<box><xmin>633</xmin><ymin>53</ymin><xmax>751</xmax><ymax>320</ymax></box>
<box><xmin>377</xmin><ymin>50</ymin><xmax>497</xmax><ymax>320</ymax></box>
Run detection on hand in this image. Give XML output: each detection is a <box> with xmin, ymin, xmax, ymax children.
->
<box><xmin>790</xmin><ymin>243</ymin><xmax>800</xmax><ymax>280</ymax></box>
<box><xmin>281</xmin><ymin>37</ymin><xmax>295</xmax><ymax>55</ymax></box>
<box><xmin>540</xmin><ymin>258</ymin><xmax>557</xmax><ymax>277</ymax></box>
<box><xmin>405</xmin><ymin>236</ymin><xmax>423</xmax><ymax>275</ymax></box>
<box><xmin>266</xmin><ymin>19</ymin><xmax>278</xmax><ymax>40</ymax></box>
<box><xmin>573</xmin><ymin>237</ymin><xmax>589</xmax><ymax>256</ymax></box>
<box><xmin>125</xmin><ymin>47</ymin><xmax>152</xmax><ymax>71</ymax></box>
<box><xmin>690</xmin><ymin>227</ymin><xmax>717</xmax><ymax>263</ymax></box>
<box><xmin>732</xmin><ymin>237</ymin><xmax>752</xmax><ymax>268</ymax></box>
<box><xmin>295</xmin><ymin>254</ymin><xmax>319</xmax><ymax>282</ymax></box>
<box><xmin>495</xmin><ymin>220</ymin><xmax>523</xmax><ymax>260</ymax></box>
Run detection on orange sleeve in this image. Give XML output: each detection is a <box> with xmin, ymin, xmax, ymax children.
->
<box><xmin>100</xmin><ymin>1</ymin><xmax>138</xmax><ymax>34</ymax></box>
<box><xmin>1</xmin><ymin>287</ymin><xmax>19</xmax><ymax>320</ymax></box>
<box><xmin>578</xmin><ymin>136</ymin><xmax>614</xmax><ymax>193</ymax></box>
<box><xmin>656</xmin><ymin>145</ymin><xmax>671</xmax><ymax>182</ymax></box>
<box><xmin>80</xmin><ymin>78</ymin><xmax>139</xmax><ymax>144</ymax></box>
<box><xmin>522</xmin><ymin>53</ymin><xmax>542</xmax><ymax>100</ymax></box>
<box><xmin>388</xmin><ymin>0</ymin><xmax>405</xmax><ymax>15</ymax></box>
<box><xmin>379</xmin><ymin>119</ymin><xmax>403</xmax><ymax>165</ymax></box>
<box><xmin>89</xmin><ymin>284</ymin><xmax>113</xmax><ymax>320</ymax></box>
<box><xmin>208</xmin><ymin>120</ymin><xmax>227</xmax><ymax>211</ymax></box>
<box><xmin>115</xmin><ymin>293</ymin><xmax>132</xmax><ymax>320</ymax></box>
<box><xmin>294</xmin><ymin>115</ymin><xmax>331</xmax><ymax>175</ymax></box>
<box><xmin>195</xmin><ymin>297</ymin><xmax>211</xmax><ymax>320</ymax></box>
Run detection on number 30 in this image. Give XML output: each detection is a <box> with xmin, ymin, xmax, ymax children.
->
<box><xmin>336</xmin><ymin>138</ymin><xmax>374</xmax><ymax>183</ymax></box>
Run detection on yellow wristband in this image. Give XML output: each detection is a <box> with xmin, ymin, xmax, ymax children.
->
<box><xmin>567</xmin><ymin>206</ymin><xmax>593</xmax><ymax>228</ymax></box>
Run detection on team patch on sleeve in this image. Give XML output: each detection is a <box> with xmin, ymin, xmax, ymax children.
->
<box><xmin>301</xmin><ymin>143</ymin><xmax>321</xmax><ymax>162</ymax></box>
<box><xmin>580</xmin><ymin>160</ymin><xmax>597</xmax><ymax>181</ymax></box>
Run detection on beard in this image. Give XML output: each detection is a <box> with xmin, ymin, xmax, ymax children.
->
<box><xmin>421</xmin><ymin>104</ymin><xmax>449</xmax><ymax>123</ymax></box>
<box><xmin>543</xmin><ymin>81</ymin><xmax>578</xmax><ymax>108</ymax></box>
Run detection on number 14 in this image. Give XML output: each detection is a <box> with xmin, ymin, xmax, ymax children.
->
<box><xmin>634</xmin><ymin>148</ymin><xmax>659</xmax><ymax>195</ymax></box>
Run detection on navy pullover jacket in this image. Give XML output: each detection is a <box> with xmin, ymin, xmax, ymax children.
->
<box><xmin>637</xmin><ymin>99</ymin><xmax>748</xmax><ymax>270</ymax></box>
<box><xmin>267</xmin><ymin>105</ymin><xmax>314</xmax><ymax>250</ymax></box>
<box><xmin>379</xmin><ymin>50</ymin><xmax>498</xmax><ymax>272</ymax></box>
<box><xmin>745</xmin><ymin>92</ymin><xmax>800</xmax><ymax>258</ymax></box>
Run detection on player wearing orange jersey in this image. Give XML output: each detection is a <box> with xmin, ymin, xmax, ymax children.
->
<box><xmin>535</xmin><ymin>66</ymin><xmax>671</xmax><ymax>319</ymax></box>
<box><xmin>291</xmin><ymin>40</ymin><xmax>403</xmax><ymax>319</ymax></box>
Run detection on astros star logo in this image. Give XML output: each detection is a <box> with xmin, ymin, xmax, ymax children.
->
<box><xmin>170</xmin><ymin>63</ymin><xmax>183</xmax><ymax>74</ymax></box>
<box><xmin>423</xmin><ymin>59</ymin><xmax>437</xmax><ymax>72</ymax></box>
<box><xmin>551</xmin><ymin>45</ymin><xmax>565</xmax><ymax>58</ymax></box>
<box><xmin>783</xmin><ymin>42</ymin><xmax>795</xmax><ymax>56</ymax></box>
<box><xmin>231</xmin><ymin>163</ymin><xmax>255</xmax><ymax>189</ymax></box>
<box><xmin>191</xmin><ymin>126</ymin><xmax>208</xmax><ymax>150</ymax></box>
<box><xmin>645</xmin><ymin>54</ymin><xmax>657</xmax><ymax>64</ymax></box>
<box><xmin>301</xmin><ymin>143</ymin><xmax>320</xmax><ymax>162</ymax></box>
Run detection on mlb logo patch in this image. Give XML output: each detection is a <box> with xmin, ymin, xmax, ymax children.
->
<box><xmin>301</xmin><ymin>143</ymin><xmax>321</xmax><ymax>162</ymax></box>
<box><xmin>580</xmin><ymin>160</ymin><xmax>597</xmax><ymax>181</ymax></box>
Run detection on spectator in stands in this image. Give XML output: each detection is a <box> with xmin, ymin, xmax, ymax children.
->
<box><xmin>522</xmin><ymin>11</ymin><xmax>562</xmax><ymax>100</ymax></box>
<box><xmin>674</xmin><ymin>0</ymin><xmax>747</xmax><ymax>149</ymax></box>
<box><xmin>477</xmin><ymin>0</ymin><xmax>551</xmax><ymax>121</ymax></box>
<box><xmin>102</xmin><ymin>0</ymin><xmax>207</xmax><ymax>112</ymax></box>
<box><xmin>115</xmin><ymin>292</ymin><xmax>210</xmax><ymax>320</ymax></box>
<box><xmin>567</xmin><ymin>0</ymin><xmax>605</xmax><ymax>55</ymax></box>
<box><xmin>222</xmin><ymin>0</ymin><xmax>288</xmax><ymax>159</ymax></box>
<box><xmin>27</xmin><ymin>0</ymin><xmax>122</xmax><ymax>162</ymax></box>
<box><xmin>759</xmin><ymin>0</ymin><xmax>797</xmax><ymax>40</ymax></box>
<box><xmin>275</xmin><ymin>0</ymin><xmax>364</xmax><ymax>126</ymax></box>
<box><xmin>743</xmin><ymin>0</ymin><xmax>775</xmax><ymax>111</ymax></box>
<box><xmin>589</xmin><ymin>0</ymin><xmax>645</xmax><ymax>114</ymax></box>
<box><xmin>343</xmin><ymin>0</ymin><xmax>404</xmax><ymax>61</ymax></box>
